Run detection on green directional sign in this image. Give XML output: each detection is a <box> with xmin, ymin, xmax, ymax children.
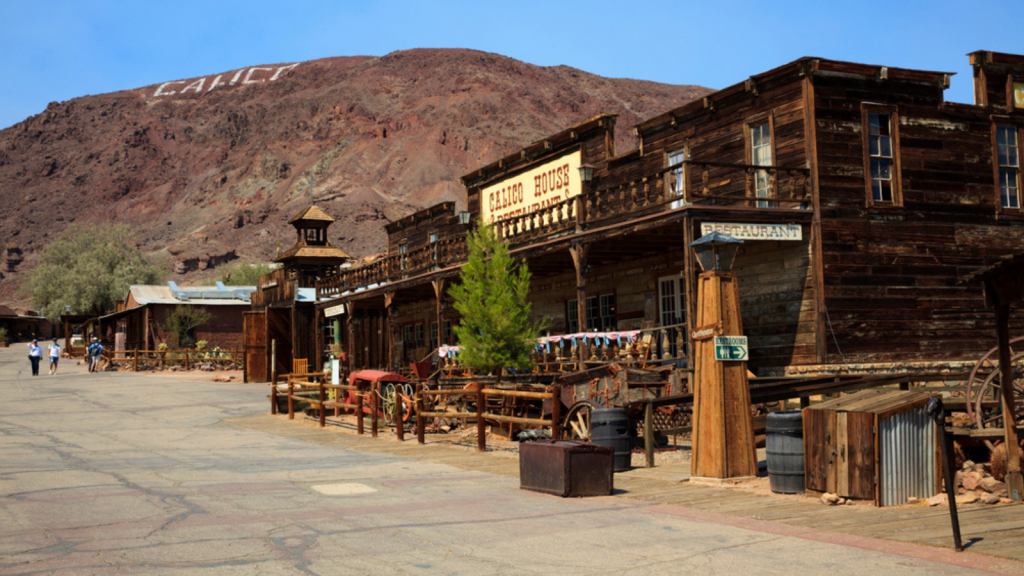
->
<box><xmin>713</xmin><ymin>336</ymin><xmax>748</xmax><ymax>361</ymax></box>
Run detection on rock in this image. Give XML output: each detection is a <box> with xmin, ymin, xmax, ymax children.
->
<box><xmin>907</xmin><ymin>497</ymin><xmax>919</xmax><ymax>505</ymax></box>
<box><xmin>974</xmin><ymin>464</ymin><xmax>987</xmax><ymax>474</ymax></box>
<box><xmin>836</xmin><ymin>498</ymin><xmax>846</xmax><ymax>505</ymax></box>
<box><xmin>213</xmin><ymin>375</ymin><xmax>231</xmax><ymax>382</ymax></box>
<box><xmin>962</xmin><ymin>460</ymin><xmax>975</xmax><ymax>471</ymax></box>
<box><xmin>962</xmin><ymin>471</ymin><xmax>981</xmax><ymax>490</ymax></box>
<box><xmin>979</xmin><ymin>477</ymin><xmax>1005</xmax><ymax>493</ymax></box>
<box><xmin>1000</xmin><ymin>498</ymin><xmax>1013</xmax><ymax>504</ymax></box>
<box><xmin>956</xmin><ymin>491</ymin><xmax>980</xmax><ymax>505</ymax></box>
<box><xmin>983</xmin><ymin>493</ymin><xmax>1001</xmax><ymax>505</ymax></box>
<box><xmin>927</xmin><ymin>493</ymin><xmax>947</xmax><ymax>507</ymax></box>
<box><xmin>820</xmin><ymin>493</ymin><xmax>840</xmax><ymax>505</ymax></box>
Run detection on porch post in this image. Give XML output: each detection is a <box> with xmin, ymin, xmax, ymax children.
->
<box><xmin>345</xmin><ymin>302</ymin><xmax>356</xmax><ymax>372</ymax></box>
<box><xmin>385</xmin><ymin>292</ymin><xmax>395</xmax><ymax>372</ymax></box>
<box><xmin>569</xmin><ymin>243</ymin><xmax>590</xmax><ymax>371</ymax></box>
<box><xmin>432</xmin><ymin>278</ymin><xmax>447</xmax><ymax>350</ymax></box>
<box><xmin>994</xmin><ymin>301</ymin><xmax>1024</xmax><ymax>501</ymax></box>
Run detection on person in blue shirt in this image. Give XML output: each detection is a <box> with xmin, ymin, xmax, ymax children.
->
<box><xmin>87</xmin><ymin>338</ymin><xmax>104</xmax><ymax>373</ymax></box>
<box><xmin>28</xmin><ymin>339</ymin><xmax>42</xmax><ymax>376</ymax></box>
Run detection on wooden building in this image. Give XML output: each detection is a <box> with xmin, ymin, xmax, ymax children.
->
<box><xmin>245</xmin><ymin>204</ymin><xmax>350</xmax><ymax>382</ymax></box>
<box><xmin>315</xmin><ymin>51</ymin><xmax>1024</xmax><ymax>377</ymax></box>
<box><xmin>96</xmin><ymin>282</ymin><xmax>256</xmax><ymax>351</ymax></box>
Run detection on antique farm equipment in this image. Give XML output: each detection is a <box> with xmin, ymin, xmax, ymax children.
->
<box><xmin>519</xmin><ymin>440</ymin><xmax>614</xmax><ymax>497</ymax></box>
<box><xmin>965</xmin><ymin>337</ymin><xmax>1024</xmax><ymax>447</ymax></box>
<box><xmin>804</xmin><ymin>389</ymin><xmax>937</xmax><ymax>507</ymax></box>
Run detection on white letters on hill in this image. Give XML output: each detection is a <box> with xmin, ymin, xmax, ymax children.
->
<box><xmin>152</xmin><ymin>63</ymin><xmax>300</xmax><ymax>97</ymax></box>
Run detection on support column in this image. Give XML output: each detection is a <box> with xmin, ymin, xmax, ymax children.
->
<box><xmin>385</xmin><ymin>292</ymin><xmax>395</xmax><ymax>372</ymax></box>
<box><xmin>994</xmin><ymin>302</ymin><xmax>1024</xmax><ymax>501</ymax></box>
<box><xmin>345</xmin><ymin>302</ymin><xmax>356</xmax><ymax>372</ymax></box>
<box><xmin>432</xmin><ymin>278</ymin><xmax>447</xmax><ymax>351</ymax></box>
<box><xmin>569</xmin><ymin>243</ymin><xmax>590</xmax><ymax>371</ymax></box>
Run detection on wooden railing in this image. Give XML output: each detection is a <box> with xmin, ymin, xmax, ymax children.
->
<box><xmin>104</xmin><ymin>349</ymin><xmax>244</xmax><ymax>371</ymax></box>
<box><xmin>317</xmin><ymin>161</ymin><xmax>811</xmax><ymax>295</ymax></box>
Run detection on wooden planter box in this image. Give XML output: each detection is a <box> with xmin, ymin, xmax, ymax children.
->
<box><xmin>803</xmin><ymin>389</ymin><xmax>938</xmax><ymax>506</ymax></box>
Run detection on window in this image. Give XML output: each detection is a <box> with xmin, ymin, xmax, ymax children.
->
<box><xmin>868</xmin><ymin>114</ymin><xmax>894</xmax><ymax>202</ymax></box>
<box><xmin>658</xmin><ymin>275</ymin><xmax>685</xmax><ymax>357</ymax></box>
<box><xmin>750</xmin><ymin>123</ymin><xmax>772</xmax><ymax>208</ymax></box>
<box><xmin>862</xmin><ymin>106</ymin><xmax>901</xmax><ymax>206</ymax></box>
<box><xmin>667</xmin><ymin>148</ymin><xmax>688</xmax><ymax>208</ymax></box>
<box><xmin>403</xmin><ymin>324</ymin><xmax>414</xmax><ymax>347</ymax></box>
<box><xmin>997</xmin><ymin>125</ymin><xmax>1021</xmax><ymax>209</ymax></box>
<box><xmin>399</xmin><ymin>243</ymin><xmax>409</xmax><ymax>272</ymax></box>
<box><xmin>430</xmin><ymin>320</ymin><xmax>439</xmax><ymax>351</ymax></box>
<box><xmin>443</xmin><ymin>319</ymin><xmax>454</xmax><ymax>345</ymax></box>
<box><xmin>567</xmin><ymin>294</ymin><xmax>616</xmax><ymax>333</ymax></box>
<box><xmin>414</xmin><ymin>323</ymin><xmax>425</xmax><ymax>349</ymax></box>
<box><xmin>599</xmin><ymin>294</ymin><xmax>616</xmax><ymax>331</ymax></box>
<box><xmin>429</xmin><ymin>233</ymin><xmax>439</xmax><ymax>263</ymax></box>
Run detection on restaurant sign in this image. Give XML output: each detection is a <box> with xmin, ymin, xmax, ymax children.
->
<box><xmin>700</xmin><ymin>222</ymin><xmax>803</xmax><ymax>241</ymax></box>
<box><xmin>1015</xmin><ymin>81</ymin><xmax>1024</xmax><ymax>109</ymax></box>
<box><xmin>480</xmin><ymin>150</ymin><xmax>582</xmax><ymax>223</ymax></box>
<box><xmin>324</xmin><ymin>304</ymin><xmax>346</xmax><ymax>318</ymax></box>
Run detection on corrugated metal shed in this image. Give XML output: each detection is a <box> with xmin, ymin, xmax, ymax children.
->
<box><xmin>128</xmin><ymin>283</ymin><xmax>256</xmax><ymax>307</ymax></box>
<box><xmin>804</xmin><ymin>389</ymin><xmax>937</xmax><ymax>506</ymax></box>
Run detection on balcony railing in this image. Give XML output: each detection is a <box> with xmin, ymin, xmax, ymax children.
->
<box><xmin>317</xmin><ymin>161</ymin><xmax>810</xmax><ymax>298</ymax></box>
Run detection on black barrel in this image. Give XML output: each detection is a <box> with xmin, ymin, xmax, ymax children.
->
<box><xmin>590</xmin><ymin>407</ymin><xmax>631</xmax><ymax>472</ymax></box>
<box><xmin>766</xmin><ymin>410</ymin><xmax>805</xmax><ymax>494</ymax></box>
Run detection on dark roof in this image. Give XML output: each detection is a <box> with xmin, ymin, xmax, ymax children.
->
<box><xmin>275</xmin><ymin>244</ymin><xmax>351</xmax><ymax>262</ymax></box>
<box><xmin>959</xmin><ymin>252</ymin><xmax>1024</xmax><ymax>285</ymax></box>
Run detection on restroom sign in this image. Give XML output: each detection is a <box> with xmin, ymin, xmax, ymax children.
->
<box><xmin>713</xmin><ymin>336</ymin><xmax>748</xmax><ymax>361</ymax></box>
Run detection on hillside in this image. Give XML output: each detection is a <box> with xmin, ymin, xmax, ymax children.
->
<box><xmin>0</xmin><ymin>48</ymin><xmax>711</xmax><ymax>307</ymax></box>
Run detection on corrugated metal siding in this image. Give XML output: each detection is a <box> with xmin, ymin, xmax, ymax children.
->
<box><xmin>879</xmin><ymin>406</ymin><xmax>936</xmax><ymax>506</ymax></box>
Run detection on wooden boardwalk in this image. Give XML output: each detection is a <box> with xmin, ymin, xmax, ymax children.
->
<box><xmin>230</xmin><ymin>414</ymin><xmax>1024</xmax><ymax>566</ymax></box>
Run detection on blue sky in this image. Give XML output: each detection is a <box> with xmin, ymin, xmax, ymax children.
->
<box><xmin>2</xmin><ymin>0</ymin><xmax>1023</xmax><ymax>129</ymax></box>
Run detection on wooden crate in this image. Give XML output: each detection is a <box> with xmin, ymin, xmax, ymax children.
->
<box><xmin>804</xmin><ymin>389</ymin><xmax>938</xmax><ymax>506</ymax></box>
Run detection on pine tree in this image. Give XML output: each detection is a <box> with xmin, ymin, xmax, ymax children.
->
<box><xmin>449</xmin><ymin>222</ymin><xmax>542</xmax><ymax>383</ymax></box>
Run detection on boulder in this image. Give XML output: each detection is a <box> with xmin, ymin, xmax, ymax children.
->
<box><xmin>979</xmin><ymin>477</ymin><xmax>1005</xmax><ymax>494</ymax></box>
<box><xmin>983</xmin><ymin>493</ymin><xmax>1001</xmax><ymax>505</ymax></box>
<box><xmin>956</xmin><ymin>491</ymin><xmax>980</xmax><ymax>505</ymax></box>
<box><xmin>820</xmin><ymin>493</ymin><xmax>840</xmax><ymax>505</ymax></box>
<box><xmin>962</xmin><ymin>471</ymin><xmax>981</xmax><ymax>491</ymax></box>
<box><xmin>927</xmin><ymin>493</ymin><xmax>947</xmax><ymax>507</ymax></box>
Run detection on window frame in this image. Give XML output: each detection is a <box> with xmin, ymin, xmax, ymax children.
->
<box><xmin>993</xmin><ymin>120</ymin><xmax>1024</xmax><ymax>213</ymax></box>
<box><xmin>665</xmin><ymin>146</ymin><xmax>689</xmax><ymax>206</ymax></box>
<box><xmin>566</xmin><ymin>291</ymin><xmax>616</xmax><ymax>333</ymax></box>
<box><xmin>861</xmin><ymin>103</ymin><xmax>903</xmax><ymax>208</ymax></box>
<box><xmin>743</xmin><ymin>113</ymin><xmax>776</xmax><ymax>209</ymax></box>
<box><xmin>413</xmin><ymin>322</ymin><xmax>425</xmax><ymax>349</ymax></box>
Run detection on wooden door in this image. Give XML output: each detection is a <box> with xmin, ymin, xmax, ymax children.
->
<box><xmin>803</xmin><ymin>407</ymin><xmax>834</xmax><ymax>493</ymax></box>
<box><xmin>243</xmin><ymin>311</ymin><xmax>267</xmax><ymax>383</ymax></box>
<box><xmin>268</xmin><ymin>308</ymin><xmax>292</xmax><ymax>380</ymax></box>
<box><xmin>844</xmin><ymin>412</ymin><xmax>876</xmax><ymax>500</ymax></box>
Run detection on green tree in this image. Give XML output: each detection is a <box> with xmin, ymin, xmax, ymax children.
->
<box><xmin>449</xmin><ymin>222</ymin><xmax>542</xmax><ymax>382</ymax></box>
<box><xmin>27</xmin><ymin>223</ymin><xmax>162</xmax><ymax>319</ymax></box>
<box><xmin>220</xmin><ymin>262</ymin><xmax>274</xmax><ymax>286</ymax></box>
<box><xmin>161</xmin><ymin>305</ymin><xmax>212</xmax><ymax>348</ymax></box>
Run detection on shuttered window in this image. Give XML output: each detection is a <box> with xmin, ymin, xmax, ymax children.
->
<box><xmin>998</xmin><ymin>125</ymin><xmax>1021</xmax><ymax>209</ymax></box>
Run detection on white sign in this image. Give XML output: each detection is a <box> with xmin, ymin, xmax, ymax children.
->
<box><xmin>480</xmin><ymin>150</ymin><xmax>581</xmax><ymax>223</ymax></box>
<box><xmin>713</xmin><ymin>336</ymin><xmax>748</xmax><ymax>361</ymax></box>
<box><xmin>700</xmin><ymin>222</ymin><xmax>802</xmax><ymax>241</ymax></box>
<box><xmin>324</xmin><ymin>304</ymin><xmax>346</xmax><ymax>318</ymax></box>
<box><xmin>152</xmin><ymin>63</ymin><xmax>300</xmax><ymax>98</ymax></box>
<box><xmin>331</xmin><ymin>359</ymin><xmax>340</xmax><ymax>386</ymax></box>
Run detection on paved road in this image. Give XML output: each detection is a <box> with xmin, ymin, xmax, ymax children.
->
<box><xmin>0</xmin><ymin>346</ymin><xmax>1019</xmax><ymax>575</ymax></box>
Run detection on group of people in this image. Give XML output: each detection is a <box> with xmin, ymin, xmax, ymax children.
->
<box><xmin>26</xmin><ymin>337</ymin><xmax>104</xmax><ymax>376</ymax></box>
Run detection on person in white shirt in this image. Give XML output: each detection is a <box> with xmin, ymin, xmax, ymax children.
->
<box><xmin>28</xmin><ymin>339</ymin><xmax>42</xmax><ymax>376</ymax></box>
<box><xmin>48</xmin><ymin>338</ymin><xmax>61</xmax><ymax>375</ymax></box>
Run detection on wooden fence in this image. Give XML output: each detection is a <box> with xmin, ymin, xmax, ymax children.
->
<box><xmin>100</xmin><ymin>349</ymin><xmax>244</xmax><ymax>371</ymax></box>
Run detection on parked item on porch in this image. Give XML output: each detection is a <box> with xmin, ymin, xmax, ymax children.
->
<box><xmin>519</xmin><ymin>440</ymin><xmax>613</xmax><ymax>497</ymax></box>
<box><xmin>766</xmin><ymin>410</ymin><xmax>805</xmax><ymax>494</ymax></box>
<box><xmin>590</xmin><ymin>407</ymin><xmax>632</xmax><ymax>472</ymax></box>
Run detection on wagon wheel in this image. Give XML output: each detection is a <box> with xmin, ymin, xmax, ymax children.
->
<box><xmin>382</xmin><ymin>382</ymin><xmax>398</xmax><ymax>425</ymax></box>
<box><xmin>966</xmin><ymin>337</ymin><xmax>1024</xmax><ymax>427</ymax></box>
<box><xmin>972</xmin><ymin>352</ymin><xmax>1024</xmax><ymax>450</ymax></box>
<box><xmin>562</xmin><ymin>401</ymin><xmax>594</xmax><ymax>441</ymax></box>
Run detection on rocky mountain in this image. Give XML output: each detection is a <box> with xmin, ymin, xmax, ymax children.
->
<box><xmin>0</xmin><ymin>48</ymin><xmax>711</xmax><ymax>307</ymax></box>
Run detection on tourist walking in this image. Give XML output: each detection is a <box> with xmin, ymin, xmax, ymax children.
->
<box><xmin>28</xmin><ymin>339</ymin><xmax>42</xmax><ymax>376</ymax></box>
<box><xmin>87</xmin><ymin>338</ymin><xmax>103</xmax><ymax>373</ymax></box>
<box><xmin>48</xmin><ymin>338</ymin><xmax>62</xmax><ymax>375</ymax></box>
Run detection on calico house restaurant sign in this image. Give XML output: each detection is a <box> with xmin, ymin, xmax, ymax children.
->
<box><xmin>481</xmin><ymin>150</ymin><xmax>582</xmax><ymax>223</ymax></box>
<box><xmin>700</xmin><ymin>222</ymin><xmax>802</xmax><ymax>241</ymax></box>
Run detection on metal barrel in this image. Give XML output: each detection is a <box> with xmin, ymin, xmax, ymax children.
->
<box><xmin>590</xmin><ymin>407</ymin><xmax>632</xmax><ymax>472</ymax></box>
<box><xmin>766</xmin><ymin>410</ymin><xmax>805</xmax><ymax>494</ymax></box>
